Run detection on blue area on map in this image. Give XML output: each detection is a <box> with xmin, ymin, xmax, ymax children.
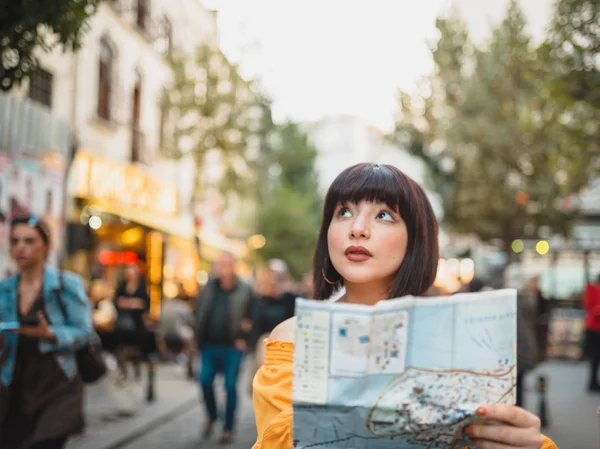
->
<box><xmin>406</xmin><ymin>304</ymin><xmax>454</xmax><ymax>370</ymax></box>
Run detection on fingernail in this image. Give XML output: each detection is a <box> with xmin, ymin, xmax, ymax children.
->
<box><xmin>476</xmin><ymin>407</ymin><xmax>486</xmax><ymax>416</ymax></box>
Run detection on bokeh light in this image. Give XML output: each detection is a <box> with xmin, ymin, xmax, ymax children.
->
<box><xmin>511</xmin><ymin>239</ymin><xmax>524</xmax><ymax>253</ymax></box>
<box><xmin>536</xmin><ymin>240</ymin><xmax>550</xmax><ymax>255</ymax></box>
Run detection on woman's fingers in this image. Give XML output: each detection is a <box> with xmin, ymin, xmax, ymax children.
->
<box><xmin>477</xmin><ymin>405</ymin><xmax>541</xmax><ymax>429</ymax></box>
<box><xmin>471</xmin><ymin>439</ymin><xmax>520</xmax><ymax>449</ymax></box>
<box><xmin>37</xmin><ymin>312</ymin><xmax>49</xmax><ymax>327</ymax></box>
<box><xmin>467</xmin><ymin>405</ymin><xmax>545</xmax><ymax>448</ymax></box>
<box><xmin>467</xmin><ymin>424</ymin><xmax>541</xmax><ymax>447</ymax></box>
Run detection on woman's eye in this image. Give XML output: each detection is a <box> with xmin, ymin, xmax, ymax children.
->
<box><xmin>338</xmin><ymin>208</ymin><xmax>352</xmax><ymax>217</ymax></box>
<box><xmin>377</xmin><ymin>211</ymin><xmax>394</xmax><ymax>221</ymax></box>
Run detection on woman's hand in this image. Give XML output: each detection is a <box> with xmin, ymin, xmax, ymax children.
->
<box><xmin>15</xmin><ymin>312</ymin><xmax>56</xmax><ymax>341</ymax></box>
<box><xmin>466</xmin><ymin>404</ymin><xmax>543</xmax><ymax>448</ymax></box>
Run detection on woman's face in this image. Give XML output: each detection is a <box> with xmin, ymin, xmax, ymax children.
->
<box><xmin>327</xmin><ymin>200</ymin><xmax>408</xmax><ymax>287</ymax></box>
<box><xmin>9</xmin><ymin>224</ymin><xmax>48</xmax><ymax>270</ymax></box>
<box><xmin>124</xmin><ymin>264</ymin><xmax>139</xmax><ymax>282</ymax></box>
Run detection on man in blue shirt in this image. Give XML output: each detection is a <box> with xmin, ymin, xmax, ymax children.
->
<box><xmin>195</xmin><ymin>252</ymin><xmax>256</xmax><ymax>444</ymax></box>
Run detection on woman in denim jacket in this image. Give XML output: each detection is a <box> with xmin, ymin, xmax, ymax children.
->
<box><xmin>0</xmin><ymin>216</ymin><xmax>93</xmax><ymax>449</ymax></box>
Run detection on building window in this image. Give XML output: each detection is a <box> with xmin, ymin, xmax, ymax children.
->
<box><xmin>157</xmin><ymin>15</ymin><xmax>172</xmax><ymax>56</ymax></box>
<box><xmin>98</xmin><ymin>38</ymin><xmax>114</xmax><ymax>121</ymax></box>
<box><xmin>136</xmin><ymin>0</ymin><xmax>149</xmax><ymax>31</ymax></box>
<box><xmin>159</xmin><ymin>88</ymin><xmax>168</xmax><ymax>148</ymax></box>
<box><xmin>28</xmin><ymin>68</ymin><xmax>53</xmax><ymax>108</ymax></box>
<box><xmin>131</xmin><ymin>71</ymin><xmax>143</xmax><ymax>163</ymax></box>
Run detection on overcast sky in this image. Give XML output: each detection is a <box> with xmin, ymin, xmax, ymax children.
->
<box><xmin>203</xmin><ymin>0</ymin><xmax>554</xmax><ymax>131</ymax></box>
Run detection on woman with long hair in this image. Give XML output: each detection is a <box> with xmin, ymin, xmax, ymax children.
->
<box><xmin>251</xmin><ymin>164</ymin><xmax>557</xmax><ymax>449</ymax></box>
<box><xmin>0</xmin><ymin>216</ymin><xmax>93</xmax><ymax>449</ymax></box>
<box><xmin>113</xmin><ymin>262</ymin><xmax>151</xmax><ymax>384</ymax></box>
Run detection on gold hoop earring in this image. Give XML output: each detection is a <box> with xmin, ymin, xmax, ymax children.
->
<box><xmin>322</xmin><ymin>268</ymin><xmax>338</xmax><ymax>285</ymax></box>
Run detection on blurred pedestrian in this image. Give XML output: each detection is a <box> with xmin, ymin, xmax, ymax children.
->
<box><xmin>516</xmin><ymin>276</ymin><xmax>542</xmax><ymax>407</ymax></box>
<box><xmin>0</xmin><ymin>216</ymin><xmax>93</xmax><ymax>449</ymax></box>
<box><xmin>156</xmin><ymin>287</ymin><xmax>195</xmax><ymax>377</ymax></box>
<box><xmin>250</xmin><ymin>259</ymin><xmax>296</xmax><ymax>364</ymax></box>
<box><xmin>247</xmin><ymin>260</ymin><xmax>297</xmax><ymax>394</ymax></box>
<box><xmin>113</xmin><ymin>263</ymin><xmax>151</xmax><ymax>384</ymax></box>
<box><xmin>467</xmin><ymin>277</ymin><xmax>485</xmax><ymax>293</ymax></box>
<box><xmin>531</xmin><ymin>276</ymin><xmax>551</xmax><ymax>363</ymax></box>
<box><xmin>194</xmin><ymin>252</ymin><xmax>256</xmax><ymax>444</ymax></box>
<box><xmin>299</xmin><ymin>272</ymin><xmax>314</xmax><ymax>298</ymax></box>
<box><xmin>584</xmin><ymin>274</ymin><xmax>600</xmax><ymax>392</ymax></box>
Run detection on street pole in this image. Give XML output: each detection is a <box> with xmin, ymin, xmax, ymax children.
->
<box><xmin>536</xmin><ymin>375</ymin><xmax>549</xmax><ymax>429</ymax></box>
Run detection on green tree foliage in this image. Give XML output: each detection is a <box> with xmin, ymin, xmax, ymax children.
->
<box><xmin>538</xmin><ymin>0</ymin><xmax>600</xmax><ymax>184</ymax></box>
<box><xmin>163</xmin><ymin>43</ymin><xmax>258</xmax><ymax>200</ymax></box>
<box><xmin>248</xmin><ymin>94</ymin><xmax>278</xmax><ymax>203</ymax></box>
<box><xmin>0</xmin><ymin>0</ymin><xmax>99</xmax><ymax>90</ymax></box>
<box><xmin>257</xmin><ymin>122</ymin><xmax>322</xmax><ymax>279</ymax></box>
<box><xmin>391</xmin><ymin>0</ymin><xmax>600</xmax><ymax>257</ymax></box>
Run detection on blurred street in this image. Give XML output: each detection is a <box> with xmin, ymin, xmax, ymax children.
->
<box><xmin>524</xmin><ymin>361</ymin><xmax>599</xmax><ymax>449</ymax></box>
<box><xmin>67</xmin><ymin>360</ymin><xmax>257</xmax><ymax>449</ymax></box>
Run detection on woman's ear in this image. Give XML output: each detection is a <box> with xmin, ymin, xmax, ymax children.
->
<box><xmin>43</xmin><ymin>242</ymin><xmax>51</xmax><ymax>261</ymax></box>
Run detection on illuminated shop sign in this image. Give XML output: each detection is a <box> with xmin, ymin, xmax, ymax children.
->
<box><xmin>72</xmin><ymin>151</ymin><xmax>178</xmax><ymax>216</ymax></box>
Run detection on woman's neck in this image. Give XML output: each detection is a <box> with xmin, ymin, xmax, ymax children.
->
<box><xmin>20</xmin><ymin>264</ymin><xmax>44</xmax><ymax>284</ymax></box>
<box><xmin>341</xmin><ymin>280</ymin><xmax>391</xmax><ymax>306</ymax></box>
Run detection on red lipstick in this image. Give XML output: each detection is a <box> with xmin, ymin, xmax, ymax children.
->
<box><xmin>345</xmin><ymin>246</ymin><xmax>372</xmax><ymax>262</ymax></box>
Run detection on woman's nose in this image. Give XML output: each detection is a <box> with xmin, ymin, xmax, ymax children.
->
<box><xmin>349</xmin><ymin>219</ymin><xmax>370</xmax><ymax>239</ymax></box>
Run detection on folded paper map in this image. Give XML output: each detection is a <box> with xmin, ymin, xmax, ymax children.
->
<box><xmin>292</xmin><ymin>289</ymin><xmax>517</xmax><ymax>449</ymax></box>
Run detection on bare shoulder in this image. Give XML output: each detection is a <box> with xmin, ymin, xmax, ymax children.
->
<box><xmin>269</xmin><ymin>317</ymin><xmax>297</xmax><ymax>342</ymax></box>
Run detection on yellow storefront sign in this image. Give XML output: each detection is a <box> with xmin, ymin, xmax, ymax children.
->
<box><xmin>71</xmin><ymin>151</ymin><xmax>178</xmax><ymax>216</ymax></box>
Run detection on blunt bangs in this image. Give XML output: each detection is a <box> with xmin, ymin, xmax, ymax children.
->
<box><xmin>324</xmin><ymin>163</ymin><xmax>411</xmax><ymax>217</ymax></box>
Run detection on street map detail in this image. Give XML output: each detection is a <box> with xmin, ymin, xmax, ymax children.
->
<box><xmin>292</xmin><ymin>289</ymin><xmax>517</xmax><ymax>449</ymax></box>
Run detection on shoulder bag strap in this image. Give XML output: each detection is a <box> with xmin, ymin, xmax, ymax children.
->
<box><xmin>52</xmin><ymin>273</ymin><xmax>68</xmax><ymax>322</ymax></box>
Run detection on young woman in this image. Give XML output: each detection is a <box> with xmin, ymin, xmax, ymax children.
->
<box><xmin>113</xmin><ymin>262</ymin><xmax>151</xmax><ymax>383</ymax></box>
<box><xmin>0</xmin><ymin>216</ymin><xmax>93</xmax><ymax>449</ymax></box>
<box><xmin>252</xmin><ymin>164</ymin><xmax>557</xmax><ymax>449</ymax></box>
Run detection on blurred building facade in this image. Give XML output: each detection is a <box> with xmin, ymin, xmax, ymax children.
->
<box><xmin>0</xmin><ymin>93</ymin><xmax>72</xmax><ymax>276</ymax></box>
<box><xmin>6</xmin><ymin>0</ymin><xmax>246</xmax><ymax>316</ymax></box>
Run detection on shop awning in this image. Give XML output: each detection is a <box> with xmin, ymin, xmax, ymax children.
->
<box><xmin>90</xmin><ymin>202</ymin><xmax>196</xmax><ymax>240</ymax></box>
<box><xmin>91</xmin><ymin>202</ymin><xmax>248</xmax><ymax>258</ymax></box>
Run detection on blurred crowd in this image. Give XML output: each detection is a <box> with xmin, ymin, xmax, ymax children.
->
<box><xmin>85</xmin><ymin>252</ymin><xmax>310</xmax><ymax>443</ymax></box>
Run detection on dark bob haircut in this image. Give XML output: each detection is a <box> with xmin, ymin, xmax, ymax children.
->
<box><xmin>312</xmin><ymin>163</ymin><xmax>439</xmax><ymax>300</ymax></box>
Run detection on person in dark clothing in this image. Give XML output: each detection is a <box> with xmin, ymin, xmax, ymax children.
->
<box><xmin>195</xmin><ymin>252</ymin><xmax>256</xmax><ymax>444</ymax></box>
<box><xmin>0</xmin><ymin>216</ymin><xmax>93</xmax><ymax>449</ymax></box>
<box><xmin>113</xmin><ymin>263</ymin><xmax>151</xmax><ymax>383</ymax></box>
<box><xmin>247</xmin><ymin>260</ymin><xmax>297</xmax><ymax>395</ymax></box>
<box><xmin>516</xmin><ymin>277</ymin><xmax>541</xmax><ymax>408</ymax></box>
<box><xmin>250</xmin><ymin>259</ymin><xmax>297</xmax><ymax>349</ymax></box>
<box><xmin>532</xmin><ymin>277</ymin><xmax>550</xmax><ymax>363</ymax></box>
<box><xmin>250</xmin><ymin>292</ymin><xmax>296</xmax><ymax>344</ymax></box>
